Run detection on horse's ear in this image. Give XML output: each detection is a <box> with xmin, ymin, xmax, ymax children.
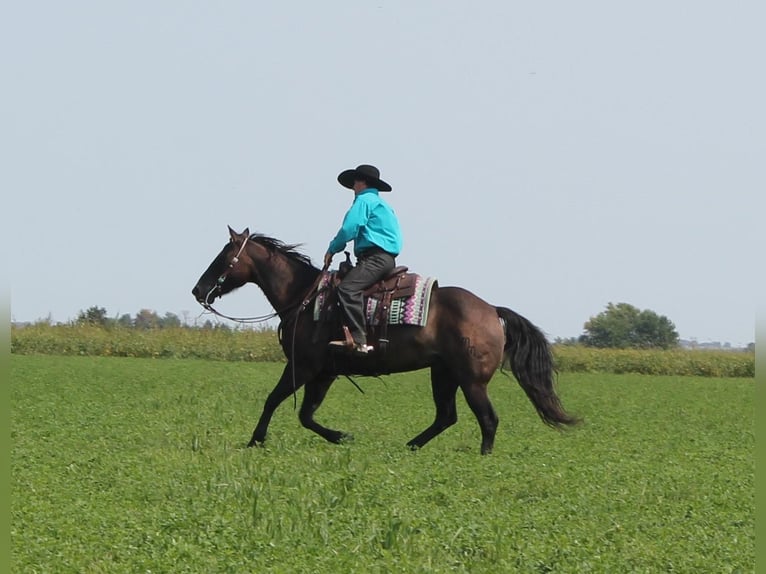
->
<box><xmin>228</xmin><ymin>225</ymin><xmax>240</xmax><ymax>243</ymax></box>
<box><xmin>227</xmin><ymin>226</ymin><xmax>250</xmax><ymax>244</ymax></box>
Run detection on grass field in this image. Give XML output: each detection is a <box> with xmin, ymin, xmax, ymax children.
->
<box><xmin>11</xmin><ymin>355</ymin><xmax>754</xmax><ymax>573</ymax></box>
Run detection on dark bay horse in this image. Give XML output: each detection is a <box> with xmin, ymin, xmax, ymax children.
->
<box><xmin>192</xmin><ymin>227</ymin><xmax>578</xmax><ymax>454</ymax></box>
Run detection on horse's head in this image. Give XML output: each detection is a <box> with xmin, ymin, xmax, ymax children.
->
<box><xmin>192</xmin><ymin>226</ymin><xmax>253</xmax><ymax>306</ymax></box>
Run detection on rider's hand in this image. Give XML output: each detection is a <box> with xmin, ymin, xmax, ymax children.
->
<box><xmin>323</xmin><ymin>252</ymin><xmax>333</xmax><ymax>269</ymax></box>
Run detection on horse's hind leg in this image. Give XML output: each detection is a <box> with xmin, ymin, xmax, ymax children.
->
<box><xmin>299</xmin><ymin>373</ymin><xmax>348</xmax><ymax>444</ymax></box>
<box><xmin>407</xmin><ymin>362</ymin><xmax>460</xmax><ymax>450</ymax></box>
<box><xmin>461</xmin><ymin>382</ymin><xmax>499</xmax><ymax>455</ymax></box>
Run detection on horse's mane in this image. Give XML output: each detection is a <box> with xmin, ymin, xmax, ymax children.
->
<box><xmin>249</xmin><ymin>233</ymin><xmax>314</xmax><ymax>267</ymax></box>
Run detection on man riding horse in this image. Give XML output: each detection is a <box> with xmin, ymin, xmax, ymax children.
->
<box><xmin>324</xmin><ymin>164</ymin><xmax>403</xmax><ymax>355</ymax></box>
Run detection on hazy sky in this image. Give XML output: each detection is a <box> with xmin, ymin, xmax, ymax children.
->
<box><xmin>5</xmin><ymin>2</ymin><xmax>763</xmax><ymax>346</ymax></box>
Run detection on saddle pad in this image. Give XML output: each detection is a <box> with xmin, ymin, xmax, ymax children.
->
<box><xmin>366</xmin><ymin>275</ymin><xmax>436</xmax><ymax>327</ymax></box>
<box><xmin>313</xmin><ymin>273</ymin><xmax>436</xmax><ymax>327</ymax></box>
<box><xmin>313</xmin><ymin>273</ymin><xmax>334</xmax><ymax>321</ymax></box>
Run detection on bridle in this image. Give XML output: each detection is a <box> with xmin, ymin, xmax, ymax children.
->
<box><xmin>198</xmin><ymin>236</ymin><xmax>282</xmax><ymax>323</ymax></box>
<box><xmin>198</xmin><ymin>235</ymin><xmax>327</xmax><ymax>325</ymax></box>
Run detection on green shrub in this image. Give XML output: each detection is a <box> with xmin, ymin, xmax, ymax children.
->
<box><xmin>11</xmin><ymin>324</ymin><xmax>285</xmax><ymax>363</ymax></box>
<box><xmin>553</xmin><ymin>345</ymin><xmax>753</xmax><ymax>378</ymax></box>
<box><xmin>11</xmin><ymin>324</ymin><xmax>754</xmax><ymax>377</ymax></box>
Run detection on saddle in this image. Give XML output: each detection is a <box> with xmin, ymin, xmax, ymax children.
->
<box><xmin>335</xmin><ymin>251</ymin><xmax>414</xmax><ymax>300</ymax></box>
<box><xmin>315</xmin><ymin>252</ymin><xmax>425</xmax><ymax>352</ymax></box>
<box><xmin>363</xmin><ymin>266</ymin><xmax>413</xmax><ymax>298</ymax></box>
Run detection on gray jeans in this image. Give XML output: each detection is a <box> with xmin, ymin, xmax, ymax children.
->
<box><xmin>337</xmin><ymin>248</ymin><xmax>395</xmax><ymax>345</ymax></box>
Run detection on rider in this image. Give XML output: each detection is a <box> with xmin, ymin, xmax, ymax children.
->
<box><xmin>324</xmin><ymin>164</ymin><xmax>403</xmax><ymax>354</ymax></box>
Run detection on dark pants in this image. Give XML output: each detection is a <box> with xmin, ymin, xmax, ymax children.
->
<box><xmin>337</xmin><ymin>248</ymin><xmax>395</xmax><ymax>345</ymax></box>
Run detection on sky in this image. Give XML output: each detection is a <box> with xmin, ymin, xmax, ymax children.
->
<box><xmin>4</xmin><ymin>1</ymin><xmax>763</xmax><ymax>346</ymax></box>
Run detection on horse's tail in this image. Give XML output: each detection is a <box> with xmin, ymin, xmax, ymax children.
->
<box><xmin>495</xmin><ymin>306</ymin><xmax>580</xmax><ymax>428</ymax></box>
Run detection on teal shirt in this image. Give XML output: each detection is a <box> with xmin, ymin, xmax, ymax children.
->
<box><xmin>327</xmin><ymin>188</ymin><xmax>403</xmax><ymax>257</ymax></box>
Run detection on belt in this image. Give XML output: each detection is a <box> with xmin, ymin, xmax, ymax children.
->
<box><xmin>356</xmin><ymin>246</ymin><xmax>391</xmax><ymax>260</ymax></box>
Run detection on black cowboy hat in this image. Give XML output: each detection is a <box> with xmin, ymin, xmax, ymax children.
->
<box><xmin>337</xmin><ymin>164</ymin><xmax>392</xmax><ymax>192</ymax></box>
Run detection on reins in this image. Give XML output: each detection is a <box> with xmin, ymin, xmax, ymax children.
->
<box><xmin>288</xmin><ymin>263</ymin><xmax>330</xmax><ymax>408</ymax></box>
<box><xmin>199</xmin><ymin>305</ymin><xmax>285</xmax><ymax>324</ymax></box>
<box><xmin>200</xmin><ymin>265</ymin><xmax>327</xmax><ymax>325</ymax></box>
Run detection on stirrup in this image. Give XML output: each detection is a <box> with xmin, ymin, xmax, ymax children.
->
<box><xmin>328</xmin><ymin>326</ymin><xmax>355</xmax><ymax>349</ymax></box>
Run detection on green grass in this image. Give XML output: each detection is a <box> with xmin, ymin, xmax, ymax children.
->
<box><xmin>11</xmin><ymin>355</ymin><xmax>754</xmax><ymax>573</ymax></box>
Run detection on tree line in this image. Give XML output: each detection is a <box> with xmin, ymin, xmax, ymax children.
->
<box><xmin>74</xmin><ymin>306</ymin><xmax>236</xmax><ymax>331</ymax></box>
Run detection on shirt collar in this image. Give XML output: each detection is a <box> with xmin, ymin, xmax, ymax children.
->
<box><xmin>354</xmin><ymin>187</ymin><xmax>380</xmax><ymax>199</ymax></box>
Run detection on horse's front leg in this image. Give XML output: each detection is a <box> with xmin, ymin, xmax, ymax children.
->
<box><xmin>299</xmin><ymin>372</ymin><xmax>349</xmax><ymax>444</ymax></box>
<box><xmin>248</xmin><ymin>363</ymin><xmax>306</xmax><ymax>447</ymax></box>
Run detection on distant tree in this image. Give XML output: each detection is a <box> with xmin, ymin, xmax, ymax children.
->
<box><xmin>134</xmin><ymin>309</ymin><xmax>161</xmax><ymax>330</ymax></box>
<box><xmin>747</xmin><ymin>342</ymin><xmax>755</xmax><ymax>353</ymax></box>
<box><xmin>117</xmin><ymin>313</ymin><xmax>133</xmax><ymax>328</ymax></box>
<box><xmin>554</xmin><ymin>336</ymin><xmax>580</xmax><ymax>346</ymax></box>
<box><xmin>199</xmin><ymin>319</ymin><xmax>230</xmax><ymax>331</ymax></box>
<box><xmin>160</xmin><ymin>312</ymin><xmax>181</xmax><ymax>328</ymax></box>
<box><xmin>76</xmin><ymin>306</ymin><xmax>109</xmax><ymax>326</ymax></box>
<box><xmin>33</xmin><ymin>314</ymin><xmax>54</xmax><ymax>326</ymax></box>
<box><xmin>580</xmin><ymin>302</ymin><xmax>679</xmax><ymax>350</ymax></box>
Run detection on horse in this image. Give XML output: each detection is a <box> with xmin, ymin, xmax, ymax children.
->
<box><xmin>192</xmin><ymin>226</ymin><xmax>579</xmax><ymax>454</ymax></box>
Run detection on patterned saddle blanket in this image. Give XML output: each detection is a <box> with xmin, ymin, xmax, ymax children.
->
<box><xmin>313</xmin><ymin>271</ymin><xmax>437</xmax><ymax>327</ymax></box>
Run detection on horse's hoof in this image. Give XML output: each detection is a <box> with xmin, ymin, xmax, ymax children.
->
<box><xmin>330</xmin><ymin>432</ymin><xmax>353</xmax><ymax>444</ymax></box>
<box><xmin>339</xmin><ymin>432</ymin><xmax>354</xmax><ymax>443</ymax></box>
<box><xmin>247</xmin><ymin>438</ymin><xmax>265</xmax><ymax>448</ymax></box>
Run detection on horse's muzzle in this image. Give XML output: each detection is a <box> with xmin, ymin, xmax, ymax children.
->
<box><xmin>192</xmin><ymin>283</ymin><xmax>217</xmax><ymax>305</ymax></box>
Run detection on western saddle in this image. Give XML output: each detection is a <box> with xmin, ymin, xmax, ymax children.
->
<box><xmin>322</xmin><ymin>252</ymin><xmax>416</xmax><ymax>351</ymax></box>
